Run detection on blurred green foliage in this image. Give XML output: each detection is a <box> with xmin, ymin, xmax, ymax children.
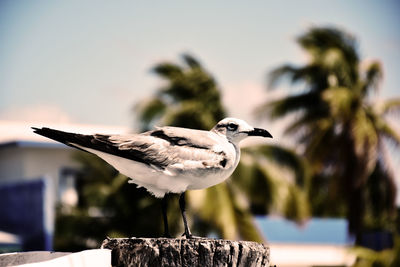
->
<box><xmin>135</xmin><ymin>54</ymin><xmax>225</xmax><ymax>131</ymax></box>
<box><xmin>256</xmin><ymin>26</ymin><xmax>400</xmax><ymax>242</ymax></box>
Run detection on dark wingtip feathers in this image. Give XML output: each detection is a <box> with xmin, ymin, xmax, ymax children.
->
<box><xmin>31</xmin><ymin>127</ymin><xmax>41</xmax><ymax>133</ymax></box>
<box><xmin>31</xmin><ymin>127</ymin><xmax>56</xmax><ymax>138</ymax></box>
<box><xmin>31</xmin><ymin>127</ymin><xmax>78</xmax><ymax>147</ymax></box>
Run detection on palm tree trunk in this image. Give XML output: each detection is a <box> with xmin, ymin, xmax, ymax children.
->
<box><xmin>342</xmin><ymin>124</ymin><xmax>368</xmax><ymax>243</ymax></box>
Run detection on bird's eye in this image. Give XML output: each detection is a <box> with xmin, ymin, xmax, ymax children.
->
<box><xmin>227</xmin><ymin>123</ymin><xmax>238</xmax><ymax>131</ymax></box>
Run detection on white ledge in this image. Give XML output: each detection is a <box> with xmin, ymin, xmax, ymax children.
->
<box><xmin>0</xmin><ymin>249</ymin><xmax>111</xmax><ymax>267</ymax></box>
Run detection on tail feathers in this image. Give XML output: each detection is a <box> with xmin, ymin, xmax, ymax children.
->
<box><xmin>32</xmin><ymin>127</ymin><xmax>94</xmax><ymax>151</ymax></box>
<box><xmin>32</xmin><ymin>127</ymin><xmax>156</xmax><ymax>168</ymax></box>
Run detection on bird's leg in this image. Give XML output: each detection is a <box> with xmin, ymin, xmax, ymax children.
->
<box><xmin>161</xmin><ymin>194</ymin><xmax>171</xmax><ymax>238</ymax></box>
<box><xmin>179</xmin><ymin>192</ymin><xmax>193</xmax><ymax>238</ymax></box>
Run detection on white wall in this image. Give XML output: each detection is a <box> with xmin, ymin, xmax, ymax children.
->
<box><xmin>0</xmin><ymin>143</ymin><xmax>79</xmax><ymax>202</ymax></box>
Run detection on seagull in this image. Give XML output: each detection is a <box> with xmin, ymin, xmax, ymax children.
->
<box><xmin>32</xmin><ymin>118</ymin><xmax>272</xmax><ymax>238</ymax></box>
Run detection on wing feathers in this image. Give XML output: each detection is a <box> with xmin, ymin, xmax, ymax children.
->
<box><xmin>32</xmin><ymin>127</ymin><xmax>228</xmax><ymax>174</ymax></box>
<box><xmin>32</xmin><ymin>128</ymin><xmax>168</xmax><ymax>168</ymax></box>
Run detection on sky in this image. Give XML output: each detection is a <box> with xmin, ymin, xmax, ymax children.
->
<box><xmin>1</xmin><ymin>1</ymin><xmax>399</xmax><ymax>126</ymax></box>
<box><xmin>1</xmin><ymin>1</ymin><xmax>400</xmax><ymax>201</ymax></box>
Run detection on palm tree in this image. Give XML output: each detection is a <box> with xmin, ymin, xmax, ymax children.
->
<box><xmin>257</xmin><ymin>26</ymin><xmax>400</xmax><ymax>241</ymax></box>
<box><xmin>136</xmin><ymin>53</ymin><xmax>310</xmax><ymax>241</ymax></box>
<box><xmin>136</xmin><ymin>54</ymin><xmax>225</xmax><ymax>131</ymax></box>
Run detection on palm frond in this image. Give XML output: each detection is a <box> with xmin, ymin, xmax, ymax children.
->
<box><xmin>364</xmin><ymin>61</ymin><xmax>383</xmax><ymax>93</ymax></box>
<box><xmin>268</xmin><ymin>65</ymin><xmax>298</xmax><ymax>89</ymax></box>
<box><xmin>135</xmin><ymin>98</ymin><xmax>167</xmax><ymax>127</ymax></box>
<box><xmin>380</xmin><ymin>98</ymin><xmax>400</xmax><ymax>115</ymax></box>
<box><xmin>182</xmin><ymin>53</ymin><xmax>202</xmax><ymax>69</ymax></box>
<box><xmin>298</xmin><ymin>27</ymin><xmax>359</xmax><ymax>68</ymax></box>
<box><xmin>365</xmin><ymin>106</ymin><xmax>400</xmax><ymax>149</ymax></box>
<box><xmin>268</xmin><ymin>64</ymin><xmax>326</xmax><ymax>90</ymax></box>
<box><xmin>298</xmin><ymin>27</ymin><xmax>360</xmax><ymax>86</ymax></box>
<box><xmin>377</xmin><ymin>119</ymin><xmax>400</xmax><ymax>148</ymax></box>
<box><xmin>284</xmin><ymin>112</ymin><xmax>328</xmax><ymax>136</ymax></box>
<box><xmin>257</xmin><ymin>92</ymin><xmax>321</xmax><ymax>119</ymax></box>
<box><xmin>152</xmin><ymin>63</ymin><xmax>183</xmax><ymax>79</ymax></box>
<box><xmin>245</xmin><ymin>145</ymin><xmax>310</xmax><ymax>187</ymax></box>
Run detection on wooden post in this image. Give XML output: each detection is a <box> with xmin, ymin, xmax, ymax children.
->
<box><xmin>101</xmin><ymin>237</ymin><xmax>269</xmax><ymax>267</ymax></box>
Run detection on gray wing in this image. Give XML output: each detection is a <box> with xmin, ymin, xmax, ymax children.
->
<box><xmin>31</xmin><ymin>127</ymin><xmax>167</xmax><ymax>167</ymax></box>
<box><xmin>96</xmin><ymin>126</ymin><xmax>228</xmax><ymax>172</ymax></box>
<box><xmin>144</xmin><ymin>126</ymin><xmax>217</xmax><ymax>149</ymax></box>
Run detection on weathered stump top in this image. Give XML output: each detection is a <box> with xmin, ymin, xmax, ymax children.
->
<box><xmin>101</xmin><ymin>237</ymin><xmax>269</xmax><ymax>267</ymax></box>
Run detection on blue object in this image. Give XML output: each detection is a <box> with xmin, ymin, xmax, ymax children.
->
<box><xmin>255</xmin><ymin>216</ymin><xmax>351</xmax><ymax>245</ymax></box>
<box><xmin>0</xmin><ymin>179</ymin><xmax>53</xmax><ymax>251</ymax></box>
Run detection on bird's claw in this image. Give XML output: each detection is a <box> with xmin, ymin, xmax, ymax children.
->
<box><xmin>182</xmin><ymin>232</ymin><xmax>201</xmax><ymax>239</ymax></box>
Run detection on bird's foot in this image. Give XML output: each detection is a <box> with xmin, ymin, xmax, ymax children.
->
<box><xmin>183</xmin><ymin>233</ymin><xmax>192</xmax><ymax>239</ymax></box>
<box><xmin>181</xmin><ymin>231</ymin><xmax>201</xmax><ymax>239</ymax></box>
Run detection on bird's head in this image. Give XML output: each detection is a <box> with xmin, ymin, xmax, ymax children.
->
<box><xmin>212</xmin><ymin>118</ymin><xmax>272</xmax><ymax>144</ymax></box>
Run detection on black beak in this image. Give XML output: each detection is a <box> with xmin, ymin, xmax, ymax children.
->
<box><xmin>247</xmin><ymin>128</ymin><xmax>273</xmax><ymax>138</ymax></box>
